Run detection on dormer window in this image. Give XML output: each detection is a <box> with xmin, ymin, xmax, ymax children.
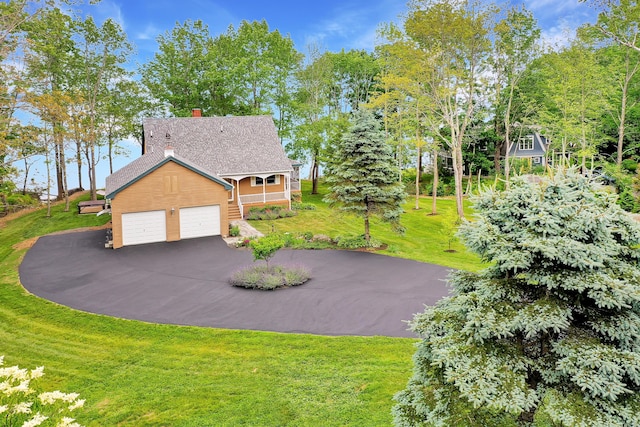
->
<box><xmin>518</xmin><ymin>135</ymin><xmax>534</xmax><ymax>151</ymax></box>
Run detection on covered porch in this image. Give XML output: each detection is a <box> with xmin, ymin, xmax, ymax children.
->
<box><xmin>224</xmin><ymin>172</ymin><xmax>293</xmax><ymax>218</ymax></box>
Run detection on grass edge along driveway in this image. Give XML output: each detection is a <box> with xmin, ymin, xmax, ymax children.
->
<box><xmin>1</xmin><ymin>188</ymin><xmax>478</xmax><ymax>426</ymax></box>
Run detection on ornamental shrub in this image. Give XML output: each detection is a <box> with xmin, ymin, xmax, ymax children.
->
<box><xmin>230</xmin><ymin>265</ymin><xmax>310</xmax><ymax>290</ymax></box>
<box><xmin>336</xmin><ymin>234</ymin><xmax>383</xmax><ymax>249</ymax></box>
<box><xmin>393</xmin><ymin>169</ymin><xmax>640</xmax><ymax>426</ymax></box>
<box><xmin>229</xmin><ymin>224</ymin><xmax>240</xmax><ymax>237</ymax></box>
<box><xmin>249</xmin><ymin>234</ymin><xmax>285</xmax><ymax>267</ymax></box>
<box><xmin>246</xmin><ymin>205</ymin><xmax>296</xmax><ymax>220</ymax></box>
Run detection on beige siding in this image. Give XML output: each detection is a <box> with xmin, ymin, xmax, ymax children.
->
<box><xmin>237</xmin><ymin>175</ymin><xmax>285</xmax><ymax>195</ymax></box>
<box><xmin>110</xmin><ymin>161</ymin><xmax>229</xmax><ymax>249</ymax></box>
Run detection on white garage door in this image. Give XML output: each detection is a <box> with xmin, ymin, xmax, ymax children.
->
<box><xmin>121</xmin><ymin>210</ymin><xmax>167</xmax><ymax>246</ymax></box>
<box><xmin>180</xmin><ymin>205</ymin><xmax>220</xmax><ymax>239</ymax></box>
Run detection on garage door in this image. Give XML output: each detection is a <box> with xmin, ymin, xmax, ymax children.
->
<box><xmin>180</xmin><ymin>205</ymin><xmax>220</xmax><ymax>239</ymax></box>
<box><xmin>121</xmin><ymin>210</ymin><xmax>167</xmax><ymax>246</ymax></box>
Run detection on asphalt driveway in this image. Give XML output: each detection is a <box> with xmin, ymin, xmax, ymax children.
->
<box><xmin>20</xmin><ymin>230</ymin><xmax>451</xmax><ymax>338</ymax></box>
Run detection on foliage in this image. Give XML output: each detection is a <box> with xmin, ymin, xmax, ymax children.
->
<box><xmin>0</xmin><ymin>355</ymin><xmax>85</xmax><ymax>427</ymax></box>
<box><xmin>250</xmin><ymin>180</ymin><xmax>483</xmax><ymax>271</ymax></box>
<box><xmin>291</xmin><ymin>202</ymin><xmax>316</xmax><ymax>211</ymax></box>
<box><xmin>335</xmin><ymin>235</ymin><xmax>383</xmax><ymax>250</ymax></box>
<box><xmin>621</xmin><ymin>158</ymin><xmax>638</xmax><ymax>172</ymax></box>
<box><xmin>0</xmin><ymin>193</ymin><xmax>425</xmax><ymax>426</ymax></box>
<box><xmin>234</xmin><ymin>235</ymin><xmax>256</xmax><ymax>248</ymax></box>
<box><xmin>324</xmin><ymin>109</ymin><xmax>406</xmax><ymax>242</ymax></box>
<box><xmin>245</xmin><ymin>205</ymin><xmax>296</xmax><ymax>220</ymax></box>
<box><xmin>393</xmin><ymin>169</ymin><xmax>640</xmax><ymax>426</ymax></box>
<box><xmin>5</xmin><ymin>193</ymin><xmax>37</xmax><ymax>206</ymax></box>
<box><xmin>249</xmin><ymin>234</ymin><xmax>285</xmax><ymax>267</ymax></box>
<box><xmin>228</xmin><ymin>224</ymin><xmax>240</xmax><ymax>237</ymax></box>
<box><xmin>140</xmin><ymin>19</ymin><xmax>301</xmax><ymax>121</ymax></box>
<box><xmin>229</xmin><ymin>265</ymin><xmax>310</xmax><ymax>290</ymax></box>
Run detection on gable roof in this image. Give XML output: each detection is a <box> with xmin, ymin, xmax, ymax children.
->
<box><xmin>508</xmin><ymin>133</ymin><xmax>549</xmax><ymax>158</ymax></box>
<box><xmin>105</xmin><ymin>151</ymin><xmax>232</xmax><ymax>199</ymax></box>
<box><xmin>106</xmin><ymin>115</ymin><xmax>293</xmax><ymax>199</ymax></box>
<box><xmin>143</xmin><ymin>115</ymin><xmax>293</xmax><ymax>176</ymax></box>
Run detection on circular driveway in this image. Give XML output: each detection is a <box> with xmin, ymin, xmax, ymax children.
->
<box><xmin>20</xmin><ymin>230</ymin><xmax>451</xmax><ymax>338</ymax></box>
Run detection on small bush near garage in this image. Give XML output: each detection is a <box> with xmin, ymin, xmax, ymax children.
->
<box><xmin>230</xmin><ymin>265</ymin><xmax>310</xmax><ymax>290</ymax></box>
<box><xmin>229</xmin><ymin>224</ymin><xmax>240</xmax><ymax>237</ymax></box>
<box><xmin>246</xmin><ymin>205</ymin><xmax>296</xmax><ymax>220</ymax></box>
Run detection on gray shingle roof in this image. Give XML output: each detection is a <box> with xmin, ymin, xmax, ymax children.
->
<box><xmin>106</xmin><ymin>115</ymin><xmax>292</xmax><ymax>197</ymax></box>
<box><xmin>144</xmin><ymin>115</ymin><xmax>292</xmax><ymax>175</ymax></box>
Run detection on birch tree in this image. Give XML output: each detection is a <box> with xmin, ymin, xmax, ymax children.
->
<box><xmin>403</xmin><ymin>0</ymin><xmax>494</xmax><ymax>219</ymax></box>
<box><xmin>492</xmin><ymin>5</ymin><xmax>541</xmax><ymax>186</ymax></box>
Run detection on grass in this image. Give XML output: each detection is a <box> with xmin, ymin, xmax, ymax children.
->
<box><xmin>252</xmin><ymin>180</ymin><xmax>485</xmax><ymax>272</ymax></box>
<box><xmin>0</xmin><ymin>193</ymin><xmax>419</xmax><ymax>426</ymax></box>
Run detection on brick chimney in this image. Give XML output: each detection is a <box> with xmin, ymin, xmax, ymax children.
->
<box><xmin>164</xmin><ymin>145</ymin><xmax>174</xmax><ymax>157</ymax></box>
<box><xmin>191</xmin><ymin>108</ymin><xmax>202</xmax><ymax>117</ymax></box>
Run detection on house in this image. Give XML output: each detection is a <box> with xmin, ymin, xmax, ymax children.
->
<box><xmin>105</xmin><ymin>111</ymin><xmax>300</xmax><ymax>249</ymax></box>
<box><xmin>507</xmin><ymin>133</ymin><xmax>550</xmax><ymax>166</ymax></box>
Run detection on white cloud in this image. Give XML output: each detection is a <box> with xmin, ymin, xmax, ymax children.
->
<box><xmin>304</xmin><ymin>0</ymin><xmax>403</xmax><ymax>52</ymax></box>
<box><xmin>90</xmin><ymin>0</ymin><xmax>126</xmax><ymax>30</ymax></box>
<box><xmin>135</xmin><ymin>23</ymin><xmax>161</xmax><ymax>41</ymax></box>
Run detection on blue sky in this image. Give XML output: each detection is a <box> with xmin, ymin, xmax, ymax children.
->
<box><xmin>25</xmin><ymin>1</ymin><xmax>600</xmax><ymax>192</ymax></box>
<box><xmin>82</xmin><ymin>0</ymin><xmax>599</xmax><ymax>63</ymax></box>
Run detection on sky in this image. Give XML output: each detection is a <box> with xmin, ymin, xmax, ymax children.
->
<box><xmin>24</xmin><ymin>0</ymin><xmax>601</xmax><ymax>193</ymax></box>
<box><xmin>82</xmin><ymin>0</ymin><xmax>600</xmax><ymax>63</ymax></box>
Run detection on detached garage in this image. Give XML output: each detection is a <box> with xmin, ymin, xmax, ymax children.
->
<box><xmin>105</xmin><ymin>150</ymin><xmax>233</xmax><ymax>249</ymax></box>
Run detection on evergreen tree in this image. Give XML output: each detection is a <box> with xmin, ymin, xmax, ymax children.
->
<box><xmin>324</xmin><ymin>109</ymin><xmax>405</xmax><ymax>243</ymax></box>
<box><xmin>393</xmin><ymin>169</ymin><xmax>640</xmax><ymax>426</ymax></box>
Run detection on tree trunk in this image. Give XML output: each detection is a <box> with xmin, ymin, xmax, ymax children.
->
<box><xmin>432</xmin><ymin>149</ymin><xmax>438</xmax><ymax>215</ymax></box>
<box><xmin>22</xmin><ymin>158</ymin><xmax>30</xmax><ymax>194</ymax></box>
<box><xmin>618</xmin><ymin>77</ymin><xmax>629</xmax><ymax>166</ymax></box>
<box><xmin>62</xmin><ymin>149</ymin><xmax>69</xmax><ymax>212</ymax></box>
<box><xmin>76</xmin><ymin>140</ymin><xmax>83</xmax><ymax>191</ymax></box>
<box><xmin>90</xmin><ymin>144</ymin><xmax>97</xmax><ymax>200</ymax></box>
<box><xmin>494</xmin><ymin>140</ymin><xmax>503</xmax><ymax>177</ymax></box>
<box><xmin>54</xmin><ymin>127</ymin><xmax>65</xmax><ymax>200</ymax></box>
<box><xmin>109</xmin><ymin>138</ymin><xmax>114</xmax><ymax>174</ymax></box>
<box><xmin>311</xmin><ymin>159</ymin><xmax>319</xmax><ymax>195</ymax></box>
<box><xmin>364</xmin><ymin>214</ymin><xmax>370</xmax><ymax>243</ymax></box>
<box><xmin>415</xmin><ymin>145</ymin><xmax>421</xmax><ymax>210</ymax></box>
<box><xmin>452</xmin><ymin>145</ymin><xmax>465</xmax><ymax>219</ymax></box>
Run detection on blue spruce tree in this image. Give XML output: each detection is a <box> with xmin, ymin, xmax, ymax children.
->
<box><xmin>324</xmin><ymin>109</ymin><xmax>405</xmax><ymax>244</ymax></box>
<box><xmin>394</xmin><ymin>170</ymin><xmax>640</xmax><ymax>426</ymax></box>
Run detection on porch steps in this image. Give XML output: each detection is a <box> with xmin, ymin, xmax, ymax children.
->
<box><xmin>228</xmin><ymin>204</ymin><xmax>242</xmax><ymax>220</ymax></box>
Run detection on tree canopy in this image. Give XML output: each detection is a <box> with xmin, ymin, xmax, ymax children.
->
<box><xmin>394</xmin><ymin>169</ymin><xmax>640</xmax><ymax>426</ymax></box>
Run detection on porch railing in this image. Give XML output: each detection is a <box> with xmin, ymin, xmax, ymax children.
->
<box><xmin>290</xmin><ymin>180</ymin><xmax>301</xmax><ymax>191</ymax></box>
<box><xmin>240</xmin><ymin>191</ymin><xmax>289</xmax><ymax>205</ymax></box>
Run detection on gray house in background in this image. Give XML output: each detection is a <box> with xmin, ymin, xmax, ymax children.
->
<box><xmin>507</xmin><ymin>133</ymin><xmax>550</xmax><ymax>166</ymax></box>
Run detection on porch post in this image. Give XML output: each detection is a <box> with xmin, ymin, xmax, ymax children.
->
<box><xmin>286</xmin><ymin>173</ymin><xmax>291</xmax><ymax>209</ymax></box>
<box><xmin>262</xmin><ymin>178</ymin><xmax>266</xmax><ymax>203</ymax></box>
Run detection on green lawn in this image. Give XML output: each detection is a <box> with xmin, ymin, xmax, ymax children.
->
<box><xmin>251</xmin><ymin>180</ymin><xmax>484</xmax><ymax>272</ymax></box>
<box><xmin>0</xmin><ymin>194</ymin><xmax>417</xmax><ymax>426</ymax></box>
<box><xmin>1</xmin><ymin>187</ymin><xmax>482</xmax><ymax>425</ymax></box>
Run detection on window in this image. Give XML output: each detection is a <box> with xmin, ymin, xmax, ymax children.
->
<box><xmin>518</xmin><ymin>135</ymin><xmax>534</xmax><ymax>151</ymax></box>
<box><xmin>252</xmin><ymin>175</ymin><xmax>280</xmax><ymax>186</ymax></box>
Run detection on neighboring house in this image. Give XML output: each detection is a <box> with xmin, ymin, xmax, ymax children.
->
<box><xmin>507</xmin><ymin>133</ymin><xmax>550</xmax><ymax>166</ymax></box>
<box><xmin>105</xmin><ymin>110</ymin><xmax>300</xmax><ymax>249</ymax></box>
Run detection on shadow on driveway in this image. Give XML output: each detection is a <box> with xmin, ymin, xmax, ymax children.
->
<box><xmin>19</xmin><ymin>230</ymin><xmax>452</xmax><ymax>338</ymax></box>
